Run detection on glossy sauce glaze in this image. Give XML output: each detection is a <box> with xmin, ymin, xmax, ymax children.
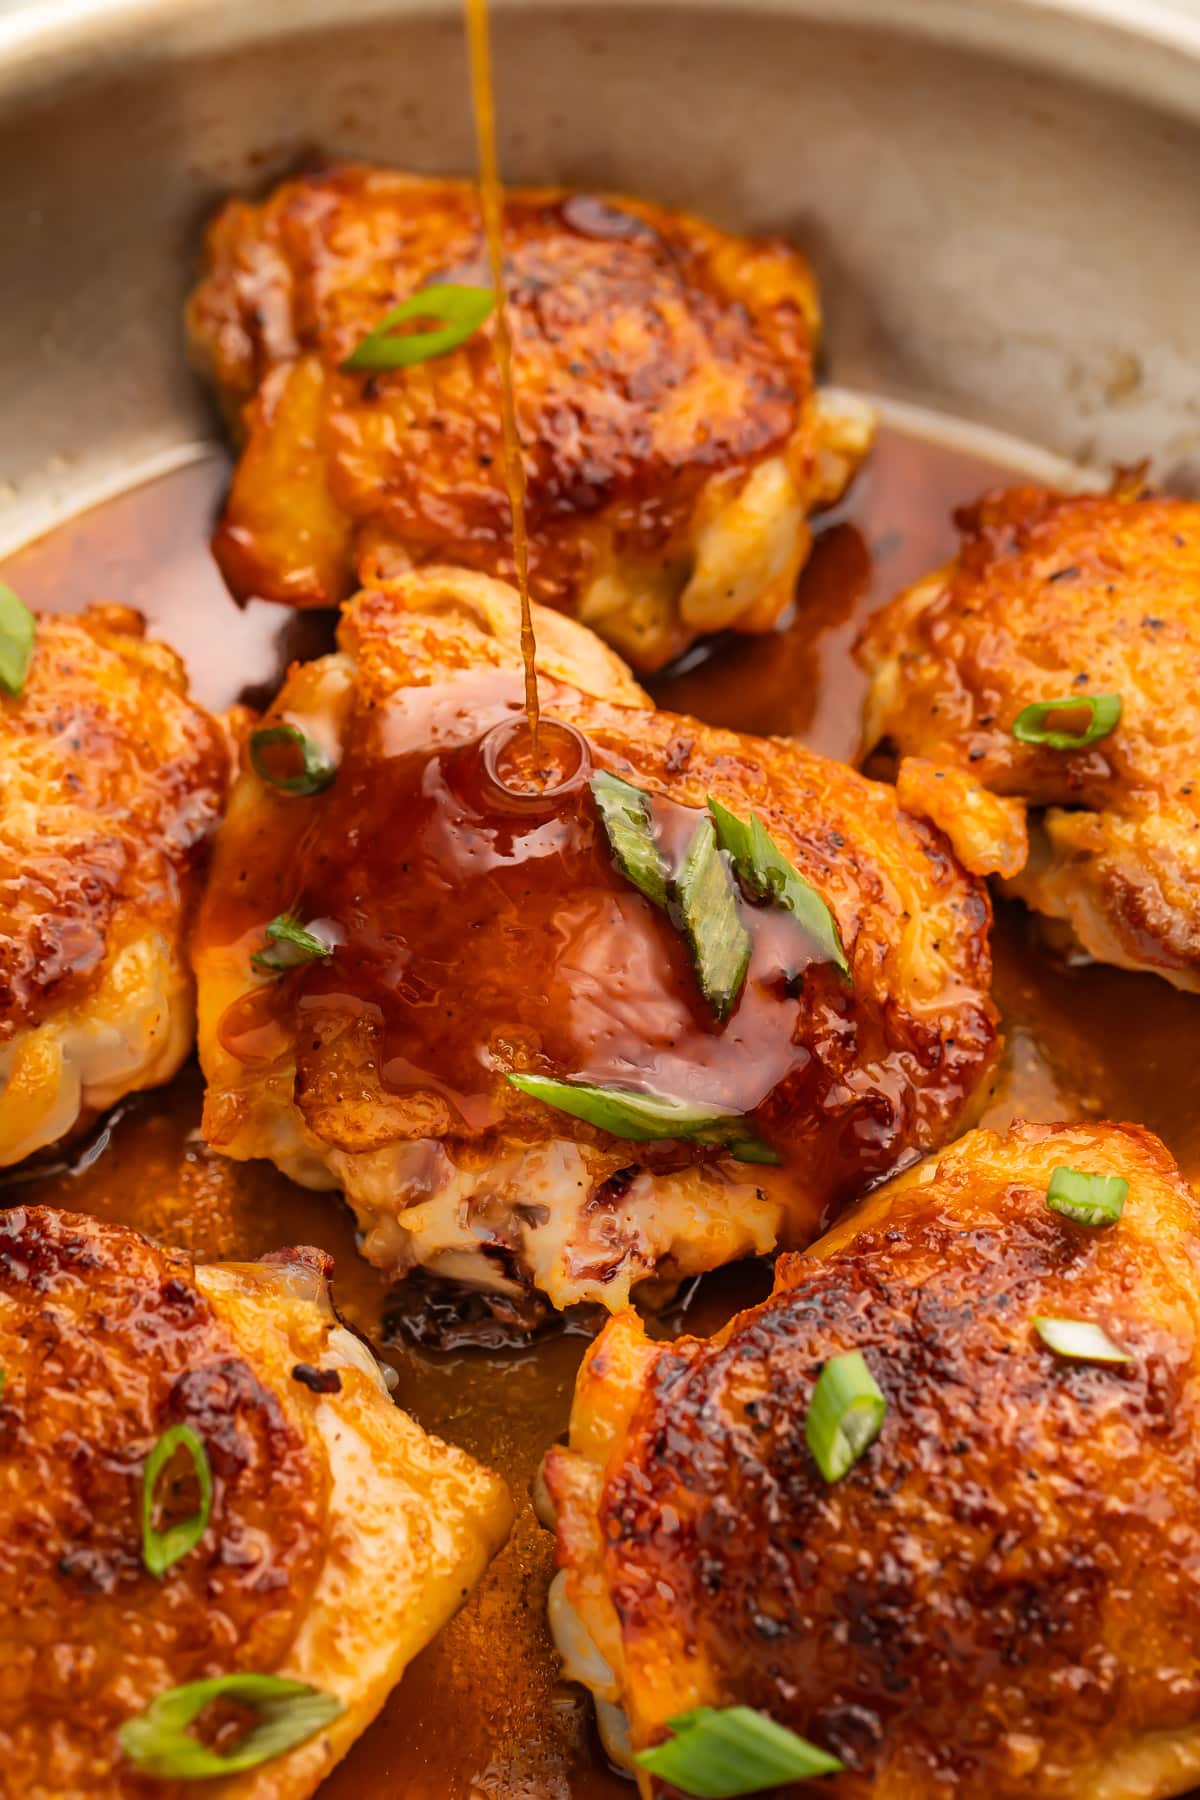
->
<box><xmin>207</xmin><ymin>663</ymin><xmax>872</xmax><ymax>1149</ymax></box>
<box><xmin>8</xmin><ymin>422</ymin><xmax>1200</xmax><ymax>1796</ymax></box>
<box><xmin>197</xmin><ymin>583</ymin><xmax>996</xmax><ymax>1262</ymax></box>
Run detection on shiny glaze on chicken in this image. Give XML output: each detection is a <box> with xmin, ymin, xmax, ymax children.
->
<box><xmin>545</xmin><ymin>1118</ymin><xmax>1200</xmax><ymax>1799</ymax></box>
<box><xmin>0</xmin><ymin>1205</ymin><xmax>511</xmax><ymax>1798</ymax></box>
<box><xmin>857</xmin><ymin>483</ymin><xmax>1200</xmax><ymax>991</ymax></box>
<box><xmin>0</xmin><ymin>606</ymin><xmax>229</xmax><ymax>1165</ymax></box>
<box><xmin>186</xmin><ymin>165</ymin><xmax>873</xmax><ymax>670</ymax></box>
<box><xmin>193</xmin><ymin>565</ymin><xmax>997</xmax><ymax>1311</ymax></box>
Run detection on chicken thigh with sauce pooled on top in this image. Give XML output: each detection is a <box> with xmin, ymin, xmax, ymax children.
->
<box><xmin>543</xmin><ymin>1117</ymin><xmax>1200</xmax><ymax>1800</ymax></box>
<box><xmin>0</xmin><ymin>601</ymin><xmax>230</xmax><ymax>1167</ymax></box>
<box><xmin>857</xmin><ymin>480</ymin><xmax>1200</xmax><ymax>991</ymax></box>
<box><xmin>192</xmin><ymin>563</ymin><xmax>998</xmax><ymax>1315</ymax></box>
<box><xmin>185</xmin><ymin>164</ymin><xmax>873</xmax><ymax>672</ymax></box>
<box><xmin>0</xmin><ymin>1204</ymin><xmax>511</xmax><ymax>1798</ymax></box>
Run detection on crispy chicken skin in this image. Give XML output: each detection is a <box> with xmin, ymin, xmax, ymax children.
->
<box><xmin>193</xmin><ymin>565</ymin><xmax>997</xmax><ymax>1313</ymax></box>
<box><xmin>0</xmin><ymin>1205</ymin><xmax>511</xmax><ymax>1797</ymax></box>
<box><xmin>185</xmin><ymin>165</ymin><xmax>873</xmax><ymax>671</ymax></box>
<box><xmin>857</xmin><ymin>484</ymin><xmax>1200</xmax><ymax>990</ymax></box>
<box><xmin>0</xmin><ymin>606</ymin><xmax>230</xmax><ymax>1166</ymax></box>
<box><xmin>544</xmin><ymin>1119</ymin><xmax>1200</xmax><ymax>1799</ymax></box>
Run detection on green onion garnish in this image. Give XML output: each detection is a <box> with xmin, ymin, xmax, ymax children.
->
<box><xmin>591</xmin><ymin>771</ymin><xmax>669</xmax><ymax>909</ymax></box>
<box><xmin>1033</xmin><ymin>1317</ymin><xmax>1132</xmax><ymax>1365</ymax></box>
<box><xmin>249</xmin><ymin>724</ymin><xmax>337</xmax><ymax>796</ymax></box>
<box><xmin>0</xmin><ymin>583</ymin><xmax>36</xmax><ymax>698</ymax></box>
<box><xmin>341</xmin><ymin>282</ymin><xmax>494</xmax><ymax>372</ymax></box>
<box><xmin>141</xmin><ymin>1423</ymin><xmax>213</xmax><ymax>1579</ymax></box>
<box><xmin>674</xmin><ymin>816</ymin><xmax>751</xmax><ymax>1021</ymax></box>
<box><xmin>505</xmin><ymin>1072</ymin><xmax>779</xmax><ymax>1164</ymax></box>
<box><xmin>805</xmin><ymin>1349</ymin><xmax>886</xmax><ymax>1483</ymax></box>
<box><xmin>119</xmin><ymin>1673</ymin><xmax>344</xmax><ymax>1778</ymax></box>
<box><xmin>633</xmin><ymin>1706</ymin><xmax>843</xmax><ymax>1797</ymax></box>
<box><xmin>1045</xmin><ymin>1164</ymin><xmax>1128</xmax><ymax>1227</ymax></box>
<box><xmin>252</xmin><ymin>914</ymin><xmax>335</xmax><ymax>973</ymax></box>
<box><xmin>709</xmin><ymin>798</ymin><xmax>850</xmax><ymax>980</ymax></box>
<box><xmin>1011</xmin><ymin>692</ymin><xmax>1122</xmax><ymax>750</ymax></box>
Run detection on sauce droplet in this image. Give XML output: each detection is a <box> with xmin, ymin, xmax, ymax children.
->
<box><xmin>479</xmin><ymin>716</ymin><xmax>591</xmax><ymax>812</ymax></box>
<box><xmin>464</xmin><ymin>0</ymin><xmax>542</xmax><ymax>761</ymax></box>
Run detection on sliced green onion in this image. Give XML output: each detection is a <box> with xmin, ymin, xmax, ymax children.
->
<box><xmin>141</xmin><ymin>1423</ymin><xmax>213</xmax><ymax>1579</ymax></box>
<box><xmin>1033</xmin><ymin>1317</ymin><xmax>1132</xmax><ymax>1365</ymax></box>
<box><xmin>119</xmin><ymin>1673</ymin><xmax>344</xmax><ymax>1778</ymax></box>
<box><xmin>709</xmin><ymin>798</ymin><xmax>850</xmax><ymax>980</ymax></box>
<box><xmin>252</xmin><ymin>914</ymin><xmax>335</xmax><ymax>973</ymax></box>
<box><xmin>591</xmin><ymin>771</ymin><xmax>669</xmax><ymax>909</ymax></box>
<box><xmin>0</xmin><ymin>583</ymin><xmax>36</xmax><ymax>698</ymax></box>
<box><xmin>674</xmin><ymin>816</ymin><xmax>751</xmax><ymax>1021</ymax></box>
<box><xmin>634</xmin><ymin>1706</ymin><xmax>843</xmax><ymax>1797</ymax></box>
<box><xmin>1045</xmin><ymin>1164</ymin><xmax>1128</xmax><ymax>1228</ymax></box>
<box><xmin>805</xmin><ymin>1349</ymin><xmax>886</xmax><ymax>1483</ymax></box>
<box><xmin>249</xmin><ymin>724</ymin><xmax>336</xmax><ymax>796</ymax></box>
<box><xmin>505</xmin><ymin>1072</ymin><xmax>779</xmax><ymax>1164</ymax></box>
<box><xmin>341</xmin><ymin>282</ymin><xmax>494</xmax><ymax>372</ymax></box>
<box><xmin>1011</xmin><ymin>692</ymin><xmax>1122</xmax><ymax>750</ymax></box>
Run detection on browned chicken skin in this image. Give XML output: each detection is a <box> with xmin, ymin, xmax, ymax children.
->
<box><xmin>544</xmin><ymin>1119</ymin><xmax>1200</xmax><ymax>1798</ymax></box>
<box><xmin>186</xmin><ymin>165</ymin><xmax>873</xmax><ymax>670</ymax></box>
<box><xmin>0</xmin><ymin>1205</ymin><xmax>511</xmax><ymax>1797</ymax></box>
<box><xmin>0</xmin><ymin>606</ymin><xmax>230</xmax><ymax>1165</ymax></box>
<box><xmin>192</xmin><ymin>566</ymin><xmax>996</xmax><ymax>1313</ymax></box>
<box><xmin>857</xmin><ymin>484</ymin><xmax>1200</xmax><ymax>990</ymax></box>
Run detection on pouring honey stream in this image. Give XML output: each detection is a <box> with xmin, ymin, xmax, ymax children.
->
<box><xmin>465</xmin><ymin>0</ymin><xmax>552</xmax><ymax>784</ymax></box>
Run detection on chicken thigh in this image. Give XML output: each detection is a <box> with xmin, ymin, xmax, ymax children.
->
<box><xmin>0</xmin><ymin>1204</ymin><xmax>511</xmax><ymax>1797</ymax></box>
<box><xmin>544</xmin><ymin>1118</ymin><xmax>1200</xmax><ymax>1799</ymax></box>
<box><xmin>0</xmin><ymin>605</ymin><xmax>229</xmax><ymax>1165</ymax></box>
<box><xmin>857</xmin><ymin>483</ymin><xmax>1200</xmax><ymax>991</ymax></box>
<box><xmin>193</xmin><ymin>566</ymin><xmax>997</xmax><ymax>1313</ymax></box>
<box><xmin>186</xmin><ymin>165</ymin><xmax>872</xmax><ymax>671</ymax></box>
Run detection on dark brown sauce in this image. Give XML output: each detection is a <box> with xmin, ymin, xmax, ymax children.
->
<box><xmin>0</xmin><ymin>456</ymin><xmax>335</xmax><ymax>712</ymax></box>
<box><xmin>652</xmin><ymin>429</ymin><xmax>1019</xmax><ymax>762</ymax></box>
<box><xmin>8</xmin><ymin>421</ymin><xmax>1200</xmax><ymax>1797</ymax></box>
<box><xmin>206</xmin><ymin>664</ymin><xmax>836</xmax><ymax>1142</ymax></box>
<box><xmin>466</xmin><ymin>0</ymin><xmax>543</xmax><ymax>754</ymax></box>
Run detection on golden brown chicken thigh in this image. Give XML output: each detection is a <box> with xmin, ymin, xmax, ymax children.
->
<box><xmin>857</xmin><ymin>483</ymin><xmax>1200</xmax><ymax>990</ymax></box>
<box><xmin>544</xmin><ymin>1118</ymin><xmax>1200</xmax><ymax>1799</ymax></box>
<box><xmin>186</xmin><ymin>165</ymin><xmax>873</xmax><ymax>670</ymax></box>
<box><xmin>0</xmin><ymin>1204</ymin><xmax>511</xmax><ymax>1797</ymax></box>
<box><xmin>0</xmin><ymin>605</ymin><xmax>229</xmax><ymax>1165</ymax></box>
<box><xmin>193</xmin><ymin>565</ymin><xmax>997</xmax><ymax>1313</ymax></box>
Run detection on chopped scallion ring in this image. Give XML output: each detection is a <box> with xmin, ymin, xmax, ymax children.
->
<box><xmin>1011</xmin><ymin>692</ymin><xmax>1121</xmax><ymax>750</ymax></box>
<box><xmin>341</xmin><ymin>282</ymin><xmax>494</xmax><ymax>372</ymax></box>
<box><xmin>709</xmin><ymin>797</ymin><xmax>850</xmax><ymax>979</ymax></box>
<box><xmin>674</xmin><ymin>815</ymin><xmax>751</xmax><ymax>1021</ymax></box>
<box><xmin>0</xmin><ymin>583</ymin><xmax>36</xmax><ymax>697</ymax></box>
<box><xmin>249</xmin><ymin>724</ymin><xmax>337</xmax><ymax>796</ymax></box>
<box><xmin>141</xmin><ymin>1423</ymin><xmax>213</xmax><ymax>1579</ymax></box>
<box><xmin>505</xmin><ymin>1072</ymin><xmax>779</xmax><ymax>1164</ymax></box>
<box><xmin>252</xmin><ymin>914</ymin><xmax>336</xmax><ymax>973</ymax></box>
<box><xmin>1033</xmin><ymin>1317</ymin><xmax>1132</xmax><ymax>1365</ymax></box>
<box><xmin>1045</xmin><ymin>1164</ymin><xmax>1128</xmax><ymax>1227</ymax></box>
<box><xmin>119</xmin><ymin>1673</ymin><xmax>344</xmax><ymax>1778</ymax></box>
<box><xmin>633</xmin><ymin>1705</ymin><xmax>843</xmax><ymax>1797</ymax></box>
<box><xmin>591</xmin><ymin>771</ymin><xmax>668</xmax><ymax>908</ymax></box>
<box><xmin>805</xmin><ymin>1349</ymin><xmax>886</xmax><ymax>1483</ymax></box>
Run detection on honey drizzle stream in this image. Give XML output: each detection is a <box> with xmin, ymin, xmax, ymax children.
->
<box><xmin>465</xmin><ymin>0</ymin><xmax>541</xmax><ymax>755</ymax></box>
